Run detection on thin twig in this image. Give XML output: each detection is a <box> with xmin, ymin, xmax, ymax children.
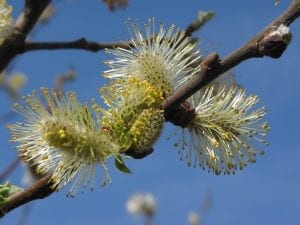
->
<box><xmin>21</xmin><ymin>10</ymin><xmax>213</xmax><ymax>52</ymax></box>
<box><xmin>1</xmin><ymin>0</ymin><xmax>300</xmax><ymax>217</ymax></box>
<box><xmin>162</xmin><ymin>0</ymin><xmax>300</xmax><ymax>115</ymax></box>
<box><xmin>0</xmin><ymin>111</ymin><xmax>16</xmax><ymax>123</ymax></box>
<box><xmin>22</xmin><ymin>39</ymin><xmax>130</xmax><ymax>52</ymax></box>
<box><xmin>0</xmin><ymin>158</ymin><xmax>20</xmax><ymax>183</ymax></box>
<box><xmin>54</xmin><ymin>69</ymin><xmax>76</xmax><ymax>93</ymax></box>
<box><xmin>185</xmin><ymin>11</ymin><xmax>215</xmax><ymax>37</ymax></box>
<box><xmin>17</xmin><ymin>203</ymin><xmax>34</xmax><ymax>225</ymax></box>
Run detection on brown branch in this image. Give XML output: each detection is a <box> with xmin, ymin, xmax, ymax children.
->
<box><xmin>22</xmin><ymin>39</ymin><xmax>130</xmax><ymax>52</ymax></box>
<box><xmin>162</xmin><ymin>0</ymin><xmax>300</xmax><ymax>117</ymax></box>
<box><xmin>0</xmin><ymin>174</ymin><xmax>53</xmax><ymax>216</ymax></box>
<box><xmin>0</xmin><ymin>0</ymin><xmax>51</xmax><ymax>73</ymax></box>
<box><xmin>1</xmin><ymin>0</ymin><xmax>300</xmax><ymax>217</ymax></box>
<box><xmin>21</xmin><ymin>9</ymin><xmax>214</xmax><ymax>52</ymax></box>
<box><xmin>2</xmin><ymin>9</ymin><xmax>212</xmax><ymax>56</ymax></box>
<box><xmin>20</xmin><ymin>10</ymin><xmax>213</xmax><ymax>53</ymax></box>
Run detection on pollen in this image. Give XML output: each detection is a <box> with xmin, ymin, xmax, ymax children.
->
<box><xmin>172</xmin><ymin>85</ymin><xmax>270</xmax><ymax>175</ymax></box>
<box><xmin>103</xmin><ymin>18</ymin><xmax>202</xmax><ymax>96</ymax></box>
<box><xmin>8</xmin><ymin>88</ymin><xmax>121</xmax><ymax>195</ymax></box>
<box><xmin>130</xmin><ymin>108</ymin><xmax>164</xmax><ymax>152</ymax></box>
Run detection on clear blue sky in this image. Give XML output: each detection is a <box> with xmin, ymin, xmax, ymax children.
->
<box><xmin>1</xmin><ymin>0</ymin><xmax>299</xmax><ymax>225</ymax></box>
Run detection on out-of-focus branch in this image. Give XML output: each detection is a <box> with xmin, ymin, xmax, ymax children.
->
<box><xmin>1</xmin><ymin>0</ymin><xmax>300</xmax><ymax>217</ymax></box>
<box><xmin>15</xmin><ymin>0</ymin><xmax>51</xmax><ymax>36</ymax></box>
<box><xmin>0</xmin><ymin>111</ymin><xmax>15</xmax><ymax>123</ymax></box>
<box><xmin>17</xmin><ymin>203</ymin><xmax>33</xmax><ymax>225</ymax></box>
<box><xmin>54</xmin><ymin>69</ymin><xmax>76</xmax><ymax>93</ymax></box>
<box><xmin>0</xmin><ymin>158</ymin><xmax>20</xmax><ymax>183</ymax></box>
<box><xmin>102</xmin><ymin>0</ymin><xmax>128</xmax><ymax>11</ymax></box>
<box><xmin>0</xmin><ymin>0</ymin><xmax>51</xmax><ymax>73</ymax></box>
<box><xmin>185</xmin><ymin>11</ymin><xmax>215</xmax><ymax>37</ymax></box>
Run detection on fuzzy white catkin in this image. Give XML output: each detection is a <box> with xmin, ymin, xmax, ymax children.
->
<box><xmin>126</xmin><ymin>193</ymin><xmax>157</xmax><ymax>216</ymax></box>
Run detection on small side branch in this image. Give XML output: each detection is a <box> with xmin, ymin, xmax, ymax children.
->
<box><xmin>22</xmin><ymin>12</ymin><xmax>214</xmax><ymax>53</ymax></box>
<box><xmin>0</xmin><ymin>158</ymin><xmax>20</xmax><ymax>183</ymax></box>
<box><xmin>22</xmin><ymin>39</ymin><xmax>130</xmax><ymax>52</ymax></box>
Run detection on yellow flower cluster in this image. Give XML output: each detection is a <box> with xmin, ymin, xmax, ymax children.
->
<box><xmin>130</xmin><ymin>108</ymin><xmax>164</xmax><ymax>152</ymax></box>
<box><xmin>182</xmin><ymin>85</ymin><xmax>270</xmax><ymax>175</ymax></box>
<box><xmin>104</xmin><ymin>18</ymin><xmax>202</xmax><ymax>95</ymax></box>
<box><xmin>8</xmin><ymin>88</ymin><xmax>119</xmax><ymax>195</ymax></box>
<box><xmin>9</xmin><ymin>75</ymin><xmax>167</xmax><ymax>195</ymax></box>
<box><xmin>7</xmin><ymin>18</ymin><xmax>202</xmax><ymax>195</ymax></box>
<box><xmin>105</xmin><ymin>18</ymin><xmax>269</xmax><ymax>175</ymax></box>
<box><xmin>8</xmin><ymin>18</ymin><xmax>270</xmax><ymax>196</ymax></box>
<box><xmin>99</xmin><ymin>77</ymin><xmax>164</xmax><ymax>151</ymax></box>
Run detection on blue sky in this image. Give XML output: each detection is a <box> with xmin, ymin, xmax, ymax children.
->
<box><xmin>1</xmin><ymin>0</ymin><xmax>299</xmax><ymax>225</ymax></box>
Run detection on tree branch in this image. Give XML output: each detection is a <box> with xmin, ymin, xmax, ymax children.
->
<box><xmin>1</xmin><ymin>0</ymin><xmax>300</xmax><ymax>217</ymax></box>
<box><xmin>0</xmin><ymin>174</ymin><xmax>53</xmax><ymax>216</ymax></box>
<box><xmin>22</xmin><ymin>39</ymin><xmax>131</xmax><ymax>52</ymax></box>
<box><xmin>162</xmin><ymin>0</ymin><xmax>300</xmax><ymax>117</ymax></box>
<box><xmin>0</xmin><ymin>0</ymin><xmax>51</xmax><ymax>73</ymax></box>
<box><xmin>20</xmin><ymin>10</ymin><xmax>213</xmax><ymax>53</ymax></box>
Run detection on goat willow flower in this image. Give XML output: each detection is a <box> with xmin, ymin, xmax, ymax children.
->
<box><xmin>0</xmin><ymin>0</ymin><xmax>13</xmax><ymax>44</ymax></box>
<box><xmin>8</xmin><ymin>88</ymin><xmax>120</xmax><ymax>196</ymax></box>
<box><xmin>174</xmin><ymin>85</ymin><xmax>270</xmax><ymax>175</ymax></box>
<box><xmin>103</xmin><ymin>18</ymin><xmax>202</xmax><ymax>95</ymax></box>
<box><xmin>98</xmin><ymin>77</ymin><xmax>164</xmax><ymax>152</ymax></box>
<box><xmin>126</xmin><ymin>192</ymin><xmax>157</xmax><ymax>216</ymax></box>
